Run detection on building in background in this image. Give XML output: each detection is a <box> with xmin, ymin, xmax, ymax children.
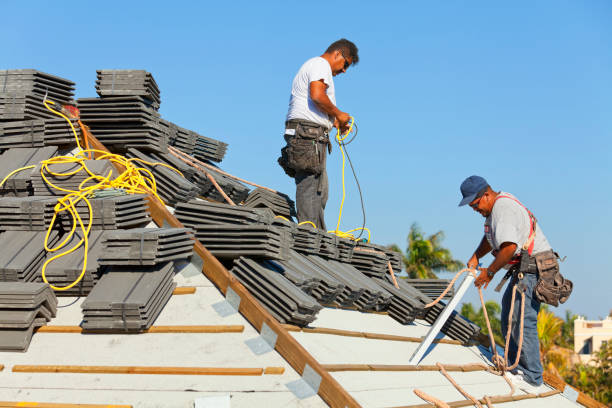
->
<box><xmin>574</xmin><ymin>316</ymin><xmax>612</xmax><ymax>363</ymax></box>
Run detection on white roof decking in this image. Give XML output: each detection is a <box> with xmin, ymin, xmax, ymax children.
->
<box><xmin>0</xmin><ymin>271</ymin><xmax>327</xmax><ymax>408</ymax></box>
<box><xmin>288</xmin><ymin>308</ymin><xmax>580</xmax><ymax>408</ymax></box>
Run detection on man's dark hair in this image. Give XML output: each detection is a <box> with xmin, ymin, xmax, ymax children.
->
<box><xmin>326</xmin><ymin>38</ymin><xmax>359</xmax><ymax>65</ymax></box>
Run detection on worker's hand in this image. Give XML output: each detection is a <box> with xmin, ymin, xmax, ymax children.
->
<box><xmin>336</xmin><ymin>111</ymin><xmax>350</xmax><ymax>129</ymax></box>
<box><xmin>467</xmin><ymin>254</ymin><xmax>479</xmax><ymax>270</ymax></box>
<box><xmin>474</xmin><ymin>268</ymin><xmax>492</xmax><ymax>290</ymax></box>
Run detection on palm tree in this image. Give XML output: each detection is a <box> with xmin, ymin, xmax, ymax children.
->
<box><xmin>461</xmin><ymin>301</ymin><xmax>504</xmax><ymax>345</ymax></box>
<box><xmin>538</xmin><ymin>305</ymin><xmax>563</xmax><ymax>358</ymax></box>
<box><xmin>392</xmin><ymin>223</ymin><xmax>463</xmax><ymax>279</ymax></box>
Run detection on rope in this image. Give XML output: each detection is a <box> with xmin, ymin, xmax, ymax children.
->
<box><xmin>413</xmin><ymin>389</ymin><xmax>451</xmax><ymax>408</ymax></box>
<box><xmin>437</xmin><ymin>362</ymin><xmax>483</xmax><ymax>408</ymax></box>
<box><xmin>167</xmin><ymin>145</ymin><xmax>278</xmax><ymax>193</ymax></box>
<box><xmin>411</xmin><ymin>267</ymin><xmax>528</xmax><ymax>404</ymax></box>
<box><xmin>388</xmin><ymin>261</ymin><xmax>399</xmax><ymax>289</ymax></box>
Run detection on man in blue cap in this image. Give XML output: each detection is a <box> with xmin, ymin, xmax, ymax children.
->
<box><xmin>459</xmin><ymin>175</ymin><xmax>550</xmax><ymax>392</ymax></box>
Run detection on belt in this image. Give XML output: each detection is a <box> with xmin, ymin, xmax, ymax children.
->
<box><xmin>285</xmin><ymin>119</ymin><xmax>330</xmax><ymax>142</ymax></box>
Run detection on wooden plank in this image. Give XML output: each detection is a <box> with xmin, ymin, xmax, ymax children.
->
<box><xmin>83</xmin><ymin>128</ymin><xmax>360</xmax><ymax>408</ymax></box>
<box><xmin>323</xmin><ymin>364</ymin><xmax>487</xmax><ymax>372</ymax></box>
<box><xmin>283</xmin><ymin>325</ymin><xmax>463</xmax><ymax>345</ymax></box>
<box><xmin>263</xmin><ymin>366</ymin><xmax>285</xmax><ymax>375</ymax></box>
<box><xmin>543</xmin><ymin>371</ymin><xmax>607</xmax><ymax>408</ymax></box>
<box><xmin>36</xmin><ymin>325</ymin><xmax>244</xmax><ymax>334</ymax></box>
<box><xmin>12</xmin><ymin>365</ymin><xmax>283</xmax><ymax>376</ymax></box>
<box><xmin>0</xmin><ymin>403</ymin><xmax>131</xmax><ymax>408</ymax></box>
<box><xmin>172</xmin><ymin>287</ymin><xmax>197</xmax><ymax>295</ymax></box>
<box><xmin>0</xmin><ymin>364</ymin><xmax>3</xmax><ymax>372</ymax></box>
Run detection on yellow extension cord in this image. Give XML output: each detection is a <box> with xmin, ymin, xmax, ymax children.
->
<box><xmin>327</xmin><ymin>117</ymin><xmax>371</xmax><ymax>242</ymax></box>
<box><xmin>1</xmin><ymin>99</ymin><xmax>182</xmax><ymax>291</ymax></box>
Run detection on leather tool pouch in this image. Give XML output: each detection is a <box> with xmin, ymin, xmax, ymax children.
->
<box><xmin>278</xmin><ymin>123</ymin><xmax>325</xmax><ymax>177</ymax></box>
<box><xmin>534</xmin><ymin>251</ymin><xmax>573</xmax><ymax>307</ymax></box>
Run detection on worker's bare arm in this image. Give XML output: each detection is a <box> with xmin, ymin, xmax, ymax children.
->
<box><xmin>310</xmin><ymin>80</ymin><xmax>350</xmax><ymax>127</ymax></box>
<box><xmin>467</xmin><ymin>235</ymin><xmax>492</xmax><ymax>268</ymax></box>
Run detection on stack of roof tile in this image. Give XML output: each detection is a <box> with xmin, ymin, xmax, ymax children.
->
<box><xmin>373</xmin><ymin>277</ymin><xmax>426</xmax><ymax>324</ymax></box>
<box><xmin>306</xmin><ymin>255</ymin><xmax>392</xmax><ymax>311</ymax></box>
<box><xmin>405</xmin><ymin>279</ymin><xmax>455</xmax><ymax>300</ymax></box>
<box><xmin>52</xmin><ymin>194</ymin><xmax>151</xmax><ymax>230</ymax></box>
<box><xmin>175</xmin><ymin>200</ymin><xmax>275</xmax><ymax>227</ymax></box>
<box><xmin>81</xmin><ymin>261</ymin><xmax>176</xmax><ymax>332</ymax></box>
<box><xmin>0</xmin><ymin>230</ymin><xmax>60</xmax><ymax>282</ymax></box>
<box><xmin>270</xmin><ymin>250</ymin><xmax>344</xmax><ymax>305</ymax></box>
<box><xmin>193</xmin><ymin>135</ymin><xmax>228</xmax><ymax>163</ymax></box>
<box><xmin>190</xmin><ymin>224</ymin><xmax>291</xmax><ymax>260</ymax></box>
<box><xmin>0</xmin><ymin>147</ymin><xmax>58</xmax><ymax>197</ymax></box>
<box><xmin>231</xmin><ymin>257</ymin><xmax>322</xmax><ymax>326</ymax></box>
<box><xmin>30</xmin><ymin>159</ymin><xmax>113</xmax><ymax>196</ymax></box>
<box><xmin>99</xmin><ymin>228</ymin><xmax>194</xmax><ymax>266</ymax></box>
<box><xmin>0</xmin><ymin>69</ymin><xmax>75</xmax><ymax>121</ymax></box>
<box><xmin>126</xmin><ymin>148</ymin><xmax>200</xmax><ymax>206</ymax></box>
<box><xmin>171</xmin><ymin>126</ymin><xmax>198</xmax><ymax>155</ymax></box>
<box><xmin>0</xmin><ymin>118</ymin><xmax>80</xmax><ymax>148</ymax></box>
<box><xmin>95</xmin><ymin>70</ymin><xmax>161</xmax><ymax>109</ymax></box>
<box><xmin>198</xmin><ymin>166</ymin><xmax>250</xmax><ymax>204</ymax></box>
<box><xmin>77</xmin><ymin>96</ymin><xmax>167</xmax><ymax>153</ymax></box>
<box><xmin>0</xmin><ymin>282</ymin><xmax>57</xmax><ymax>352</ymax></box>
<box><xmin>40</xmin><ymin>230</ymin><xmax>106</xmax><ymax>296</ymax></box>
<box><xmin>0</xmin><ymin>194</ymin><xmax>150</xmax><ymax>231</ymax></box>
<box><xmin>243</xmin><ymin>188</ymin><xmax>296</xmax><ymax>219</ymax></box>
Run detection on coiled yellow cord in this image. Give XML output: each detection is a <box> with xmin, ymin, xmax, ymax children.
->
<box><xmin>327</xmin><ymin>117</ymin><xmax>371</xmax><ymax>242</ymax></box>
<box><xmin>0</xmin><ymin>99</ymin><xmax>183</xmax><ymax>291</ymax></box>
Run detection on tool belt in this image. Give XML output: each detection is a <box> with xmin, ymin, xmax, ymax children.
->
<box><xmin>278</xmin><ymin>119</ymin><xmax>330</xmax><ymax>178</ymax></box>
<box><xmin>495</xmin><ymin>249</ymin><xmax>573</xmax><ymax>307</ymax></box>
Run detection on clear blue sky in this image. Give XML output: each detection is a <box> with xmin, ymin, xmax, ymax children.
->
<box><xmin>3</xmin><ymin>1</ymin><xmax>611</xmax><ymax>319</ymax></box>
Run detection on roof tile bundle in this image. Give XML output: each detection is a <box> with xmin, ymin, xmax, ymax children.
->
<box><xmin>373</xmin><ymin>277</ymin><xmax>426</xmax><ymax>324</ymax></box>
<box><xmin>231</xmin><ymin>257</ymin><xmax>322</xmax><ymax>326</ymax></box>
<box><xmin>30</xmin><ymin>159</ymin><xmax>113</xmax><ymax>196</ymax></box>
<box><xmin>0</xmin><ymin>118</ymin><xmax>80</xmax><ymax>148</ymax></box>
<box><xmin>40</xmin><ymin>230</ymin><xmax>106</xmax><ymax>296</ymax></box>
<box><xmin>95</xmin><ymin>70</ymin><xmax>160</xmax><ymax>109</ymax></box>
<box><xmin>405</xmin><ymin>279</ymin><xmax>455</xmax><ymax>300</ymax></box>
<box><xmin>190</xmin><ymin>224</ymin><xmax>291</xmax><ymax>260</ymax></box>
<box><xmin>193</xmin><ymin>135</ymin><xmax>228</xmax><ymax>163</ymax></box>
<box><xmin>77</xmin><ymin>96</ymin><xmax>167</xmax><ymax>153</ymax></box>
<box><xmin>306</xmin><ymin>255</ymin><xmax>392</xmax><ymax>311</ymax></box>
<box><xmin>0</xmin><ymin>70</ymin><xmax>75</xmax><ymax>121</ymax></box>
<box><xmin>243</xmin><ymin>188</ymin><xmax>296</xmax><ymax>219</ymax></box>
<box><xmin>0</xmin><ymin>194</ymin><xmax>150</xmax><ymax>231</ymax></box>
<box><xmin>267</xmin><ymin>250</ymin><xmax>345</xmax><ymax>305</ymax></box>
<box><xmin>0</xmin><ymin>147</ymin><xmax>58</xmax><ymax>197</ymax></box>
<box><xmin>81</xmin><ymin>261</ymin><xmax>176</xmax><ymax>332</ymax></box>
<box><xmin>0</xmin><ymin>230</ymin><xmax>60</xmax><ymax>282</ymax></box>
<box><xmin>175</xmin><ymin>199</ymin><xmax>275</xmax><ymax>227</ymax></box>
<box><xmin>171</xmin><ymin>126</ymin><xmax>198</xmax><ymax>155</ymax></box>
<box><xmin>126</xmin><ymin>148</ymin><xmax>200</xmax><ymax>206</ymax></box>
<box><xmin>0</xmin><ymin>282</ymin><xmax>57</xmax><ymax>352</ymax></box>
<box><xmin>99</xmin><ymin>228</ymin><xmax>194</xmax><ymax>266</ymax></box>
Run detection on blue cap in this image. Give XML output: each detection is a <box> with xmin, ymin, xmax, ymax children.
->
<box><xmin>458</xmin><ymin>175</ymin><xmax>489</xmax><ymax>207</ymax></box>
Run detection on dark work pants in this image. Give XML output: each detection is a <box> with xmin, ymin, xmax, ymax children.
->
<box><xmin>294</xmin><ymin>140</ymin><xmax>328</xmax><ymax>230</ymax></box>
<box><xmin>501</xmin><ymin>273</ymin><xmax>543</xmax><ymax>385</ymax></box>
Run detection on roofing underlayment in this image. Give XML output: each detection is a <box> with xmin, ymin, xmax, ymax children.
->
<box><xmin>0</xmin><ymin>69</ymin><xmax>597</xmax><ymax>408</ymax></box>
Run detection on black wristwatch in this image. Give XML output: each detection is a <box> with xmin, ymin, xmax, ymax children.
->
<box><xmin>487</xmin><ymin>269</ymin><xmax>495</xmax><ymax>279</ymax></box>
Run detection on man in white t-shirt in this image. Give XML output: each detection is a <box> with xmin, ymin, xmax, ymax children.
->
<box><xmin>459</xmin><ymin>175</ymin><xmax>548</xmax><ymax>393</ymax></box>
<box><xmin>279</xmin><ymin>39</ymin><xmax>359</xmax><ymax>230</ymax></box>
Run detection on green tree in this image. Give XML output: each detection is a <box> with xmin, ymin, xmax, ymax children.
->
<box><xmin>560</xmin><ymin>310</ymin><xmax>578</xmax><ymax>349</ymax></box>
<box><xmin>393</xmin><ymin>223</ymin><xmax>463</xmax><ymax>279</ymax></box>
<box><xmin>564</xmin><ymin>341</ymin><xmax>612</xmax><ymax>405</ymax></box>
<box><xmin>461</xmin><ymin>301</ymin><xmax>504</xmax><ymax>345</ymax></box>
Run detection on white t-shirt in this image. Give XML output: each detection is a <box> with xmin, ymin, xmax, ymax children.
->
<box><xmin>484</xmin><ymin>192</ymin><xmax>552</xmax><ymax>263</ymax></box>
<box><xmin>286</xmin><ymin>56</ymin><xmax>335</xmax><ymax>130</ymax></box>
